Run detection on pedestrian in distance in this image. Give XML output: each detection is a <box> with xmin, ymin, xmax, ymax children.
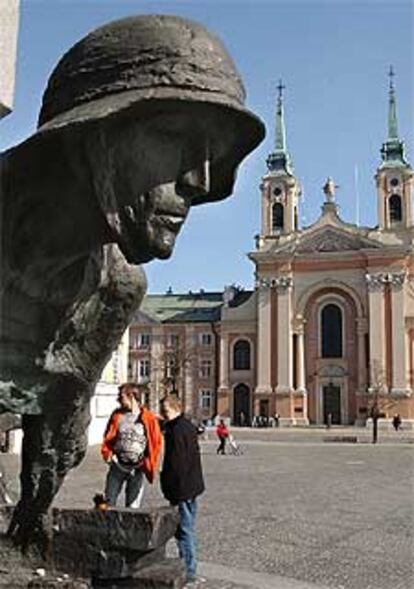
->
<box><xmin>101</xmin><ymin>383</ymin><xmax>162</xmax><ymax>508</ymax></box>
<box><xmin>159</xmin><ymin>394</ymin><xmax>205</xmax><ymax>587</ymax></box>
<box><xmin>326</xmin><ymin>412</ymin><xmax>332</xmax><ymax>429</ymax></box>
<box><xmin>392</xmin><ymin>413</ymin><xmax>402</xmax><ymax>431</ymax></box>
<box><xmin>216</xmin><ymin>419</ymin><xmax>229</xmax><ymax>455</ymax></box>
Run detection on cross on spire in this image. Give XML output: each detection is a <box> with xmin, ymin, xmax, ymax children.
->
<box><xmin>277</xmin><ymin>79</ymin><xmax>285</xmax><ymax>101</ymax></box>
<box><xmin>388</xmin><ymin>65</ymin><xmax>395</xmax><ymax>91</ymax></box>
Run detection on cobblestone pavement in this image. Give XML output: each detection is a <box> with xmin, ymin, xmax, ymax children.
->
<box><xmin>1</xmin><ymin>428</ymin><xmax>413</xmax><ymax>588</ymax></box>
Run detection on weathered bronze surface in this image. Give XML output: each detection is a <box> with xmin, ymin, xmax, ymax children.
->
<box><xmin>0</xmin><ymin>14</ymin><xmax>264</xmax><ymax>550</ymax></box>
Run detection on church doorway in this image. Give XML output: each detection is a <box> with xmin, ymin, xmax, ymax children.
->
<box><xmin>323</xmin><ymin>383</ymin><xmax>341</xmax><ymax>425</ymax></box>
<box><xmin>233</xmin><ymin>383</ymin><xmax>250</xmax><ymax>425</ymax></box>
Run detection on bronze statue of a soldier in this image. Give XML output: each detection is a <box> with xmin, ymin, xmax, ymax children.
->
<box><xmin>0</xmin><ymin>14</ymin><xmax>264</xmax><ymax>550</ymax></box>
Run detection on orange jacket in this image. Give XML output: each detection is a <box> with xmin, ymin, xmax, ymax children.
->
<box><xmin>101</xmin><ymin>406</ymin><xmax>162</xmax><ymax>483</ymax></box>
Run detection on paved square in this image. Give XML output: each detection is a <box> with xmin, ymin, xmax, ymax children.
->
<box><xmin>1</xmin><ymin>431</ymin><xmax>413</xmax><ymax>588</ymax></box>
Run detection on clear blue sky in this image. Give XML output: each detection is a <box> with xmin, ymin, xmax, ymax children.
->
<box><xmin>1</xmin><ymin>0</ymin><xmax>413</xmax><ymax>294</ymax></box>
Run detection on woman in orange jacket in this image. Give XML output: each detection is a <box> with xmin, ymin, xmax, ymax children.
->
<box><xmin>101</xmin><ymin>383</ymin><xmax>162</xmax><ymax>507</ymax></box>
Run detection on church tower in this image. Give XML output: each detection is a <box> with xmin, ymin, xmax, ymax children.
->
<box><xmin>375</xmin><ymin>67</ymin><xmax>413</xmax><ymax>230</ymax></box>
<box><xmin>259</xmin><ymin>81</ymin><xmax>301</xmax><ymax>239</ymax></box>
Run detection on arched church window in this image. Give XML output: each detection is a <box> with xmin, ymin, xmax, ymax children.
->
<box><xmin>272</xmin><ymin>202</ymin><xmax>284</xmax><ymax>232</ymax></box>
<box><xmin>389</xmin><ymin>194</ymin><xmax>402</xmax><ymax>223</ymax></box>
<box><xmin>321</xmin><ymin>304</ymin><xmax>342</xmax><ymax>358</ymax></box>
<box><xmin>233</xmin><ymin>339</ymin><xmax>251</xmax><ymax>370</ymax></box>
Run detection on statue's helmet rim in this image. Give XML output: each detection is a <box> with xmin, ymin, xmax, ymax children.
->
<box><xmin>34</xmin><ymin>14</ymin><xmax>266</xmax><ymax>203</ymax></box>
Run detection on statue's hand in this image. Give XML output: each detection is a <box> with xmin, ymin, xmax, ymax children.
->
<box><xmin>41</xmin><ymin>244</ymin><xmax>146</xmax><ymax>386</ymax></box>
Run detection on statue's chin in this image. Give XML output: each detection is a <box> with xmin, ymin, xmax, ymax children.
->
<box><xmin>119</xmin><ymin>233</ymin><xmax>176</xmax><ymax>265</ymax></box>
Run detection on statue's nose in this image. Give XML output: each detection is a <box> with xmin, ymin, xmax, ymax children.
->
<box><xmin>177</xmin><ymin>138</ymin><xmax>211</xmax><ymax>201</ymax></box>
<box><xmin>178</xmin><ymin>159</ymin><xmax>210</xmax><ymax>200</ymax></box>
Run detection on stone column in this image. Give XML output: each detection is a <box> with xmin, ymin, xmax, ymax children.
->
<box><xmin>275</xmin><ymin>276</ymin><xmax>293</xmax><ymax>394</ymax></box>
<box><xmin>390</xmin><ymin>272</ymin><xmax>409</xmax><ymax>393</ymax></box>
<box><xmin>151</xmin><ymin>326</ymin><xmax>163</xmax><ymax>410</ymax></box>
<box><xmin>356</xmin><ymin>318</ymin><xmax>368</xmax><ymax>392</ymax></box>
<box><xmin>218</xmin><ymin>331</ymin><xmax>229</xmax><ymax>390</ymax></box>
<box><xmin>296</xmin><ymin>322</ymin><xmax>306</xmax><ymax>392</ymax></box>
<box><xmin>255</xmin><ymin>279</ymin><xmax>272</xmax><ymax>395</ymax></box>
<box><xmin>294</xmin><ymin>320</ymin><xmax>309</xmax><ymax>425</ymax></box>
<box><xmin>184</xmin><ymin>325</ymin><xmax>195</xmax><ymax>414</ymax></box>
<box><xmin>0</xmin><ymin>0</ymin><xmax>20</xmax><ymax>119</ymax></box>
<box><xmin>366</xmin><ymin>273</ymin><xmax>386</xmax><ymax>387</ymax></box>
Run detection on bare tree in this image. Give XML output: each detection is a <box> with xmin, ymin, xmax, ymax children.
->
<box><xmin>150</xmin><ymin>334</ymin><xmax>198</xmax><ymax>411</ymax></box>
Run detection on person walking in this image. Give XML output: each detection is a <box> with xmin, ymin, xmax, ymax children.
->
<box><xmin>216</xmin><ymin>419</ymin><xmax>229</xmax><ymax>455</ymax></box>
<box><xmin>392</xmin><ymin>413</ymin><xmax>402</xmax><ymax>431</ymax></box>
<box><xmin>101</xmin><ymin>383</ymin><xmax>162</xmax><ymax>508</ymax></box>
<box><xmin>159</xmin><ymin>394</ymin><xmax>205</xmax><ymax>587</ymax></box>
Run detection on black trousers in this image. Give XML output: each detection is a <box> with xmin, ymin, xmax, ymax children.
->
<box><xmin>217</xmin><ymin>437</ymin><xmax>226</xmax><ymax>454</ymax></box>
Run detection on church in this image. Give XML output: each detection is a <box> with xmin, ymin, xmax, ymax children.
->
<box><xmin>92</xmin><ymin>72</ymin><xmax>414</xmax><ymax>437</ymax></box>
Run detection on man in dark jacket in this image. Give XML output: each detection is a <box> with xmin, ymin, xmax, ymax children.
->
<box><xmin>160</xmin><ymin>394</ymin><xmax>205</xmax><ymax>585</ymax></box>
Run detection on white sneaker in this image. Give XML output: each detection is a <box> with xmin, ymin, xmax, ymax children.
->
<box><xmin>184</xmin><ymin>575</ymin><xmax>207</xmax><ymax>587</ymax></box>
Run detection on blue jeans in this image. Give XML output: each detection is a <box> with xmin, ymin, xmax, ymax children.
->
<box><xmin>175</xmin><ymin>499</ymin><xmax>198</xmax><ymax>580</ymax></box>
<box><xmin>104</xmin><ymin>461</ymin><xmax>145</xmax><ymax>508</ymax></box>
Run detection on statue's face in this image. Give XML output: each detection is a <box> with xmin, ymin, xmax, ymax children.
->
<box><xmin>95</xmin><ymin>107</ymin><xmax>224</xmax><ymax>264</ymax></box>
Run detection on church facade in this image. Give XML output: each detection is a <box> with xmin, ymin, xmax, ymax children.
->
<box><xmin>92</xmin><ymin>73</ymin><xmax>414</xmax><ymax>435</ymax></box>
<box><xmin>244</xmin><ymin>75</ymin><xmax>414</xmax><ymax>427</ymax></box>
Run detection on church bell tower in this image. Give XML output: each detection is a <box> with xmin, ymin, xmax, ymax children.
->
<box><xmin>375</xmin><ymin>67</ymin><xmax>413</xmax><ymax>230</ymax></box>
<box><xmin>259</xmin><ymin>81</ymin><xmax>301</xmax><ymax>240</ymax></box>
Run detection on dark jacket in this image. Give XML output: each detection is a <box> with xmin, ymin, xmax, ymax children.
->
<box><xmin>161</xmin><ymin>414</ymin><xmax>205</xmax><ymax>504</ymax></box>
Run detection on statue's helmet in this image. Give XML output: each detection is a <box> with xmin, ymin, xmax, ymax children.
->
<box><xmin>36</xmin><ymin>14</ymin><xmax>265</xmax><ymax>204</ymax></box>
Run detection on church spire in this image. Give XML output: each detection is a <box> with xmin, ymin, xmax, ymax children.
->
<box><xmin>387</xmin><ymin>66</ymin><xmax>398</xmax><ymax>140</ymax></box>
<box><xmin>275</xmin><ymin>79</ymin><xmax>287</xmax><ymax>151</ymax></box>
<box><xmin>266</xmin><ymin>79</ymin><xmax>293</xmax><ymax>174</ymax></box>
<box><xmin>380</xmin><ymin>66</ymin><xmax>407</xmax><ymax>167</ymax></box>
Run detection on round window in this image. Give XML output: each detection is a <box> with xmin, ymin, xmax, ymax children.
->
<box><xmin>390</xmin><ymin>177</ymin><xmax>399</xmax><ymax>187</ymax></box>
<box><xmin>273</xmin><ymin>187</ymin><xmax>282</xmax><ymax>196</ymax></box>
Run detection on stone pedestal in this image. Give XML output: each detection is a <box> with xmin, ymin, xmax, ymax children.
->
<box><xmin>0</xmin><ymin>505</ymin><xmax>186</xmax><ymax>588</ymax></box>
<box><xmin>52</xmin><ymin>507</ymin><xmax>184</xmax><ymax>586</ymax></box>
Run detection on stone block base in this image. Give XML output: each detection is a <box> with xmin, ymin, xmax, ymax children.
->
<box><xmin>52</xmin><ymin>507</ymin><xmax>179</xmax><ymax>579</ymax></box>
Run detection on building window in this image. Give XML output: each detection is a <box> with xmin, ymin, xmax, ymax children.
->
<box><xmin>200</xmin><ymin>389</ymin><xmax>212</xmax><ymax>409</ymax></box>
<box><xmin>166</xmin><ymin>358</ymin><xmax>176</xmax><ymax>379</ymax></box>
<box><xmin>389</xmin><ymin>194</ymin><xmax>402</xmax><ymax>223</ymax></box>
<box><xmin>168</xmin><ymin>334</ymin><xmax>179</xmax><ymax>347</ymax></box>
<box><xmin>138</xmin><ymin>359</ymin><xmax>150</xmax><ymax>382</ymax></box>
<box><xmin>321</xmin><ymin>304</ymin><xmax>343</xmax><ymax>358</ymax></box>
<box><xmin>200</xmin><ymin>359</ymin><xmax>212</xmax><ymax>378</ymax></box>
<box><xmin>233</xmin><ymin>339</ymin><xmax>251</xmax><ymax>370</ymax></box>
<box><xmin>140</xmin><ymin>333</ymin><xmax>151</xmax><ymax>348</ymax></box>
<box><xmin>272</xmin><ymin>202</ymin><xmax>284</xmax><ymax>232</ymax></box>
<box><xmin>200</xmin><ymin>333</ymin><xmax>212</xmax><ymax>346</ymax></box>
